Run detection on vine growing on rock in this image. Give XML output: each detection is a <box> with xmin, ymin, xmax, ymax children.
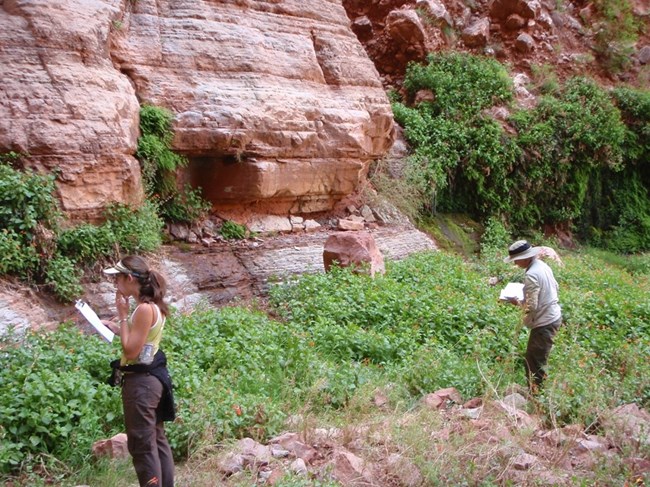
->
<box><xmin>136</xmin><ymin>104</ymin><xmax>211</xmax><ymax>224</ymax></box>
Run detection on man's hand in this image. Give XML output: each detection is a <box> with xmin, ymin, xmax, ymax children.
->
<box><xmin>506</xmin><ymin>296</ymin><xmax>521</xmax><ymax>306</ymax></box>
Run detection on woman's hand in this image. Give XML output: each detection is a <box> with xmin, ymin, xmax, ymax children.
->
<box><xmin>115</xmin><ymin>291</ymin><xmax>130</xmax><ymax>320</ymax></box>
<box><xmin>102</xmin><ymin>320</ymin><xmax>121</xmax><ymax>335</ymax></box>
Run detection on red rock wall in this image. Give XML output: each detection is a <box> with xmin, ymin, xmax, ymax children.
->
<box><xmin>0</xmin><ymin>0</ymin><xmax>395</xmax><ymax>219</ymax></box>
<box><xmin>0</xmin><ymin>0</ymin><xmax>144</xmax><ymax>220</ymax></box>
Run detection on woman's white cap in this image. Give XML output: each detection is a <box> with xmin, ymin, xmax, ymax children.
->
<box><xmin>103</xmin><ymin>260</ymin><xmax>132</xmax><ymax>275</ymax></box>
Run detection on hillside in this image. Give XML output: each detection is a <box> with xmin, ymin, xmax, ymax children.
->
<box><xmin>1</xmin><ymin>1</ymin><xmax>649</xmax><ymax>485</ymax></box>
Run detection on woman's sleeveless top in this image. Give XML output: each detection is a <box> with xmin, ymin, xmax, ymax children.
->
<box><xmin>120</xmin><ymin>303</ymin><xmax>165</xmax><ymax>366</ymax></box>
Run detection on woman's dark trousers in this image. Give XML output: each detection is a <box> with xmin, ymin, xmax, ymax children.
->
<box><xmin>122</xmin><ymin>373</ymin><xmax>174</xmax><ymax>487</ymax></box>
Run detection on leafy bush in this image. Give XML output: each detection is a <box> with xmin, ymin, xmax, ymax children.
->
<box><xmin>220</xmin><ymin>220</ymin><xmax>247</xmax><ymax>240</ymax></box>
<box><xmin>2</xmin><ymin>250</ymin><xmax>648</xmax><ymax>483</ymax></box>
<box><xmin>0</xmin><ymin>165</ymin><xmax>59</xmax><ymax>235</ymax></box>
<box><xmin>611</xmin><ymin>86</ymin><xmax>650</xmax><ymax>168</ymax></box>
<box><xmin>390</xmin><ymin>54</ymin><xmax>650</xmax><ymax>247</ymax></box>
<box><xmin>393</xmin><ymin>53</ymin><xmax>517</xmax><ymax>216</ymax></box>
<box><xmin>0</xmin><ymin>326</ymin><xmax>122</xmax><ymax>475</ymax></box>
<box><xmin>57</xmin><ymin>223</ymin><xmax>115</xmax><ymax>265</ymax></box>
<box><xmin>136</xmin><ymin>105</ymin><xmax>211</xmax><ymax>224</ymax></box>
<box><xmin>0</xmin><ymin>159</ymin><xmax>164</xmax><ymax>301</ymax></box>
<box><xmin>44</xmin><ymin>256</ymin><xmax>84</xmax><ymax>302</ymax></box>
<box><xmin>402</xmin><ymin>52</ymin><xmax>513</xmax><ymax>118</ymax></box>
<box><xmin>0</xmin><ymin>160</ymin><xmax>61</xmax><ymax>288</ymax></box>
<box><xmin>0</xmin><ymin>230</ymin><xmax>39</xmax><ymax>276</ymax></box>
<box><xmin>510</xmin><ymin>77</ymin><xmax>627</xmax><ymax>228</ymax></box>
<box><xmin>103</xmin><ymin>201</ymin><xmax>163</xmax><ymax>254</ymax></box>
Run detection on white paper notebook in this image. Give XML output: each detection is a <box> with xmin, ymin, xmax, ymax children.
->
<box><xmin>499</xmin><ymin>282</ymin><xmax>524</xmax><ymax>301</ymax></box>
<box><xmin>75</xmin><ymin>300</ymin><xmax>114</xmax><ymax>343</ymax></box>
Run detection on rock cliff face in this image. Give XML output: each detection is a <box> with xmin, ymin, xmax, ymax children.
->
<box><xmin>0</xmin><ymin>0</ymin><xmax>143</xmax><ymax>219</ymax></box>
<box><xmin>0</xmin><ymin>0</ymin><xmax>395</xmax><ymax>219</ymax></box>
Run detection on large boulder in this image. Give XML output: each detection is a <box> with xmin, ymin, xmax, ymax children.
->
<box><xmin>490</xmin><ymin>0</ymin><xmax>541</xmax><ymax>21</ymax></box>
<box><xmin>461</xmin><ymin>18</ymin><xmax>490</xmax><ymax>48</ymax></box>
<box><xmin>323</xmin><ymin>231</ymin><xmax>385</xmax><ymax>277</ymax></box>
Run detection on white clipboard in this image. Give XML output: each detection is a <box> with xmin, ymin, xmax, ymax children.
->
<box><xmin>499</xmin><ymin>282</ymin><xmax>524</xmax><ymax>301</ymax></box>
<box><xmin>75</xmin><ymin>300</ymin><xmax>115</xmax><ymax>343</ymax></box>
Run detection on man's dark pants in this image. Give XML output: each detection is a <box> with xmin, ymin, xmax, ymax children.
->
<box><xmin>525</xmin><ymin>318</ymin><xmax>562</xmax><ymax>388</ymax></box>
<box><xmin>122</xmin><ymin>373</ymin><xmax>174</xmax><ymax>487</ymax></box>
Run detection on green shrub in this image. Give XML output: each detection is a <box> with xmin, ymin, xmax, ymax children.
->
<box><xmin>0</xmin><ymin>230</ymin><xmax>39</xmax><ymax>277</ymax></box>
<box><xmin>2</xmin><ymin>250</ymin><xmax>649</xmax><ymax>482</ymax></box>
<box><xmin>0</xmin><ymin>163</ymin><xmax>59</xmax><ymax>241</ymax></box>
<box><xmin>162</xmin><ymin>185</ymin><xmax>212</xmax><ymax>224</ymax></box>
<box><xmin>0</xmin><ymin>161</ymin><xmax>60</xmax><ymax>284</ymax></box>
<box><xmin>509</xmin><ymin>77</ymin><xmax>627</xmax><ymax>228</ymax></box>
<box><xmin>0</xmin><ymin>326</ymin><xmax>122</xmax><ymax>474</ymax></box>
<box><xmin>57</xmin><ymin>223</ymin><xmax>115</xmax><ymax>265</ymax></box>
<box><xmin>392</xmin><ymin>53</ymin><xmax>517</xmax><ymax>216</ymax></box>
<box><xmin>0</xmin><ymin>159</ymin><xmax>164</xmax><ymax>301</ymax></box>
<box><xmin>103</xmin><ymin>201</ymin><xmax>163</xmax><ymax>254</ymax></box>
<box><xmin>611</xmin><ymin>86</ymin><xmax>650</xmax><ymax>165</ymax></box>
<box><xmin>402</xmin><ymin>52</ymin><xmax>513</xmax><ymax>118</ymax></box>
<box><xmin>220</xmin><ymin>220</ymin><xmax>247</xmax><ymax>240</ymax></box>
<box><xmin>44</xmin><ymin>255</ymin><xmax>84</xmax><ymax>302</ymax></box>
<box><xmin>136</xmin><ymin>105</ymin><xmax>211</xmax><ymax>224</ymax></box>
<box><xmin>391</xmin><ymin>54</ymin><xmax>650</xmax><ymax>243</ymax></box>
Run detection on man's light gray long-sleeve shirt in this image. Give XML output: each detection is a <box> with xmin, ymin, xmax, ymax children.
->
<box><xmin>523</xmin><ymin>258</ymin><xmax>562</xmax><ymax>329</ymax></box>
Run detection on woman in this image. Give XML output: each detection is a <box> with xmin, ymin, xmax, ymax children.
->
<box><xmin>103</xmin><ymin>255</ymin><xmax>175</xmax><ymax>487</ymax></box>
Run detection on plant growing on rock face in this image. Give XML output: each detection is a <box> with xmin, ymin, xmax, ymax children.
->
<box><xmin>0</xmin><ymin>154</ymin><xmax>163</xmax><ymax>301</ymax></box>
<box><xmin>220</xmin><ymin>220</ymin><xmax>247</xmax><ymax>240</ymax></box>
<box><xmin>591</xmin><ymin>0</ymin><xmax>641</xmax><ymax>74</ymax></box>
<box><xmin>136</xmin><ymin>105</ymin><xmax>211</xmax><ymax>224</ymax></box>
<box><xmin>392</xmin><ymin>52</ymin><xmax>516</xmax><ymax>217</ymax></box>
<box><xmin>0</xmin><ymin>158</ymin><xmax>60</xmax><ymax>283</ymax></box>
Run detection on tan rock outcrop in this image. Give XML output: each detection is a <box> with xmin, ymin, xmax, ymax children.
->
<box><xmin>0</xmin><ymin>0</ymin><xmax>143</xmax><ymax>220</ymax></box>
<box><xmin>1</xmin><ymin>0</ymin><xmax>394</xmax><ymax>219</ymax></box>
<box><xmin>110</xmin><ymin>0</ymin><xmax>395</xmax><ymax>213</ymax></box>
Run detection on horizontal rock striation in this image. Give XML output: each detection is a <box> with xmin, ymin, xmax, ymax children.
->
<box><xmin>1</xmin><ymin>0</ymin><xmax>394</xmax><ymax>218</ymax></box>
<box><xmin>110</xmin><ymin>0</ymin><xmax>395</xmax><ymax>213</ymax></box>
<box><xmin>0</xmin><ymin>0</ymin><xmax>143</xmax><ymax>220</ymax></box>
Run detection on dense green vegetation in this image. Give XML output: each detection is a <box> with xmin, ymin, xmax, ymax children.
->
<box><xmin>0</xmin><ymin>155</ymin><xmax>162</xmax><ymax>301</ymax></box>
<box><xmin>136</xmin><ymin>105</ymin><xmax>211</xmax><ymax>224</ymax></box>
<box><xmin>1</xmin><ymin>249</ymin><xmax>648</xmax><ymax>483</ymax></box>
<box><xmin>0</xmin><ymin>105</ymin><xmax>211</xmax><ymax>302</ymax></box>
<box><xmin>391</xmin><ymin>52</ymin><xmax>650</xmax><ymax>253</ymax></box>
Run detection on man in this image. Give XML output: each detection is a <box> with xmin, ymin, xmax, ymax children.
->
<box><xmin>504</xmin><ymin>240</ymin><xmax>562</xmax><ymax>391</ymax></box>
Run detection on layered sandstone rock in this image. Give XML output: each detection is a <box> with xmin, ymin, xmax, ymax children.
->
<box><xmin>111</xmin><ymin>0</ymin><xmax>395</xmax><ymax>213</ymax></box>
<box><xmin>0</xmin><ymin>0</ymin><xmax>143</xmax><ymax>220</ymax></box>
<box><xmin>0</xmin><ymin>0</ymin><xmax>394</xmax><ymax>218</ymax></box>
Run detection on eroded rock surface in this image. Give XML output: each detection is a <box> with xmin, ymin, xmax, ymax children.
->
<box><xmin>0</xmin><ymin>0</ymin><xmax>143</xmax><ymax>220</ymax></box>
<box><xmin>1</xmin><ymin>0</ymin><xmax>395</xmax><ymax>218</ymax></box>
<box><xmin>109</xmin><ymin>0</ymin><xmax>396</xmax><ymax>213</ymax></box>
